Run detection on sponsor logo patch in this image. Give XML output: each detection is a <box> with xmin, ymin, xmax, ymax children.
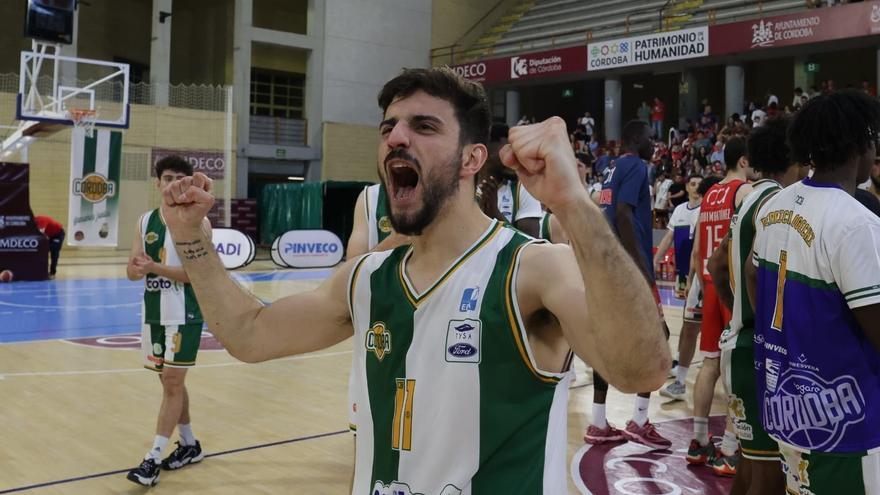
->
<box><xmin>73</xmin><ymin>172</ymin><xmax>116</xmax><ymax>203</ymax></box>
<box><xmin>445</xmin><ymin>319</ymin><xmax>481</xmax><ymax>364</ymax></box>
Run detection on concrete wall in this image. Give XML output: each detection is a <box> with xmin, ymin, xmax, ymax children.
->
<box><xmin>321</xmin><ymin>0</ymin><xmax>431</xmax><ymax>126</ymax></box>
<box><xmin>431</xmin><ymin>0</ymin><xmax>499</xmax><ymax>49</ymax></box>
<box><xmin>253</xmin><ymin>0</ymin><xmax>308</xmax><ymax>34</ymax></box>
<box><xmin>322</xmin><ymin>122</ymin><xmax>378</xmax><ymax>181</ymax></box>
<box><xmin>171</xmin><ymin>0</ymin><xmax>234</xmax><ymax>85</ymax></box>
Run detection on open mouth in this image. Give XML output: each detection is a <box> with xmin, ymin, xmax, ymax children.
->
<box><xmin>387</xmin><ymin>161</ymin><xmax>420</xmax><ymax>201</ymax></box>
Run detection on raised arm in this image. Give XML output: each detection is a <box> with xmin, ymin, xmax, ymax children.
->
<box><xmin>501</xmin><ymin>117</ymin><xmax>670</xmax><ymax>393</ymax></box>
<box><xmin>160</xmin><ymin>173</ymin><xmax>354</xmax><ymax>363</ymax></box>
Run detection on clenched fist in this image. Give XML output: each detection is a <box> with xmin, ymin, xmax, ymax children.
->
<box><xmin>499</xmin><ymin>117</ymin><xmax>586</xmax><ymax>213</ymax></box>
<box><xmin>161</xmin><ymin>172</ymin><xmax>215</xmax><ymax>233</ymax></box>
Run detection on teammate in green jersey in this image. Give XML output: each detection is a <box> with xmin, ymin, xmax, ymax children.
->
<box><xmin>125</xmin><ymin>156</ymin><xmax>212</xmax><ymax>486</ymax></box>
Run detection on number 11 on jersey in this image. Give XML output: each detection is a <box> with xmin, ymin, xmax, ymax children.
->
<box><xmin>392</xmin><ymin>378</ymin><xmax>415</xmax><ymax>451</ymax></box>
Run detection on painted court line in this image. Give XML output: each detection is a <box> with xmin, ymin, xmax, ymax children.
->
<box><xmin>0</xmin><ymin>350</ymin><xmax>353</xmax><ymax>378</ymax></box>
<box><xmin>0</xmin><ymin>429</ymin><xmax>349</xmax><ymax>494</ymax></box>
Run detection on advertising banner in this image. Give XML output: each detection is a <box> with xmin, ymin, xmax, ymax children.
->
<box><xmin>0</xmin><ymin>162</ymin><xmax>48</xmax><ymax>280</ymax></box>
<box><xmin>272</xmin><ymin>230</ymin><xmax>344</xmax><ymax>268</ymax></box>
<box><xmin>68</xmin><ymin>128</ymin><xmax>122</xmax><ymax>247</ymax></box>
<box><xmin>450</xmin><ymin>45</ymin><xmax>588</xmax><ymax>85</ymax></box>
<box><xmin>211</xmin><ymin>228</ymin><xmax>255</xmax><ymax>270</ymax></box>
<box><xmin>709</xmin><ymin>1</ymin><xmax>880</xmax><ymax>55</ymax></box>
<box><xmin>587</xmin><ymin>26</ymin><xmax>709</xmax><ymax>71</ymax></box>
<box><xmin>151</xmin><ymin>148</ymin><xmax>226</xmax><ymax>181</ymax></box>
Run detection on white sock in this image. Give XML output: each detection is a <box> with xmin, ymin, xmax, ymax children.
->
<box><xmin>145</xmin><ymin>435</ymin><xmax>169</xmax><ymax>462</ymax></box>
<box><xmin>592</xmin><ymin>403</ymin><xmax>607</xmax><ymax>429</ymax></box>
<box><xmin>694</xmin><ymin>417</ymin><xmax>709</xmax><ymax>446</ymax></box>
<box><xmin>632</xmin><ymin>396</ymin><xmax>650</xmax><ymax>426</ymax></box>
<box><xmin>178</xmin><ymin>423</ymin><xmax>196</xmax><ymax>446</ymax></box>
<box><xmin>676</xmin><ymin>365</ymin><xmax>690</xmax><ymax>385</ymax></box>
<box><xmin>721</xmin><ymin>430</ymin><xmax>738</xmax><ymax>456</ymax></box>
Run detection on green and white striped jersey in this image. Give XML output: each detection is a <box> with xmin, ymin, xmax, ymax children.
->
<box><xmin>140</xmin><ymin>209</ymin><xmax>203</xmax><ymax>326</ymax></box>
<box><xmin>348</xmin><ymin>220</ymin><xmax>571</xmax><ymax>495</ymax></box>
<box><xmin>720</xmin><ymin>179</ymin><xmax>780</xmax><ymax>350</ymax></box>
<box><xmin>365</xmin><ymin>183</ymin><xmax>392</xmax><ymax>250</ymax></box>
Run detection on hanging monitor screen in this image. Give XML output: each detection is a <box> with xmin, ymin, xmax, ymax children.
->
<box><xmin>24</xmin><ymin>0</ymin><xmax>75</xmax><ymax>45</ymax></box>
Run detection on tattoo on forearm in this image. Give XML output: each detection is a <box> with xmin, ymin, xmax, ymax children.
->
<box><xmin>175</xmin><ymin>239</ymin><xmax>209</xmax><ymax>261</ymax></box>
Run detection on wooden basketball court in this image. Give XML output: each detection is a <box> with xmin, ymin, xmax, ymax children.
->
<box><xmin>0</xmin><ymin>252</ymin><xmax>731</xmax><ymax>494</ymax></box>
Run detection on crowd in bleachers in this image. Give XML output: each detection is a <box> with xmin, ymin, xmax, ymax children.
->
<box><xmin>563</xmin><ymin>77</ymin><xmax>878</xmax><ymax>227</ymax></box>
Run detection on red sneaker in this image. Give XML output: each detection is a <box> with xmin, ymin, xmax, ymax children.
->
<box><xmin>686</xmin><ymin>438</ymin><xmax>717</xmax><ymax>464</ymax></box>
<box><xmin>621</xmin><ymin>420</ymin><xmax>673</xmax><ymax>450</ymax></box>
<box><xmin>584</xmin><ymin>424</ymin><xmax>625</xmax><ymax>444</ymax></box>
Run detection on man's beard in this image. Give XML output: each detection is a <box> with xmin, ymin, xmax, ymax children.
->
<box><xmin>384</xmin><ymin>151</ymin><xmax>461</xmax><ymax>236</ymax></box>
<box><xmin>872</xmin><ymin>173</ymin><xmax>880</xmax><ymax>189</ymax></box>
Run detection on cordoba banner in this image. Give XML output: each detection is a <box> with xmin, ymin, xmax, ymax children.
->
<box><xmin>68</xmin><ymin>128</ymin><xmax>122</xmax><ymax>246</ymax></box>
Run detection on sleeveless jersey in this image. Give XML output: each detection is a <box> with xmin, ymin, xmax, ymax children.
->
<box><xmin>140</xmin><ymin>209</ymin><xmax>202</xmax><ymax>325</ymax></box>
<box><xmin>365</xmin><ymin>183</ymin><xmax>392</xmax><ymax>250</ymax></box>
<box><xmin>719</xmin><ymin>179</ymin><xmax>780</xmax><ymax>350</ymax></box>
<box><xmin>539</xmin><ymin>212</ymin><xmax>552</xmax><ymax>241</ymax></box>
<box><xmin>698</xmin><ymin>179</ymin><xmax>745</xmax><ymax>282</ymax></box>
<box><xmin>752</xmin><ymin>178</ymin><xmax>880</xmax><ymax>453</ymax></box>
<box><xmin>348</xmin><ymin>220</ymin><xmax>571</xmax><ymax>495</ymax></box>
<box><xmin>497</xmin><ymin>180</ymin><xmax>542</xmax><ymax>225</ymax></box>
<box><xmin>667</xmin><ymin>201</ymin><xmax>700</xmax><ymax>279</ymax></box>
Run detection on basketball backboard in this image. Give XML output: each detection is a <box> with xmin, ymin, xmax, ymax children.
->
<box><xmin>16</xmin><ymin>42</ymin><xmax>130</xmax><ymax>130</ymax></box>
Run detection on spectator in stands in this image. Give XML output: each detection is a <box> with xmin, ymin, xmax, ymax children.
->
<box><xmin>697</xmin><ymin>104</ymin><xmax>718</xmax><ymax>135</ymax></box>
<box><xmin>637</xmin><ymin>101</ymin><xmax>651</xmax><ymax>123</ymax></box>
<box><xmin>751</xmin><ymin>105</ymin><xmax>767</xmax><ymax>128</ymax></box>
<box><xmin>710</xmin><ymin>160</ymin><xmax>724</xmax><ymax>177</ymax></box>
<box><xmin>766</xmin><ymin>91</ymin><xmax>779</xmax><ymax>107</ymax></box>
<box><xmin>695</xmin><ymin>146</ymin><xmax>710</xmax><ymax>169</ymax></box>
<box><xmin>594</xmin><ymin>141</ymin><xmax>618</xmax><ymax>179</ymax></box>
<box><xmin>588</xmin><ymin>134</ymin><xmax>599</xmax><ymax>155</ymax></box>
<box><xmin>667</xmin><ymin>171</ymin><xmax>687</xmax><ymax>209</ymax></box>
<box><xmin>862</xmin><ymin>80</ymin><xmax>877</xmax><ymax>97</ymax></box>
<box><xmin>651</xmin><ymin>97</ymin><xmax>665</xmax><ymax>138</ymax></box>
<box><xmin>767</xmin><ymin>101</ymin><xmax>779</xmax><ymax>118</ymax></box>
<box><xmin>694</xmin><ymin>132</ymin><xmax>712</xmax><ymax>152</ymax></box>
<box><xmin>579</xmin><ymin>112</ymin><xmax>595</xmax><ymax>141</ymax></box>
<box><xmin>792</xmin><ymin>87</ymin><xmax>804</xmax><ymax>109</ymax></box>
<box><xmin>35</xmin><ymin>215</ymin><xmax>65</xmax><ymax>279</ymax></box>
<box><xmin>516</xmin><ymin>115</ymin><xmax>530</xmax><ymax>126</ymax></box>
<box><xmin>710</xmin><ymin>140</ymin><xmax>725</xmax><ymax>164</ymax></box>
<box><xmin>653</xmin><ymin>170</ymin><xmax>673</xmax><ymax>228</ymax></box>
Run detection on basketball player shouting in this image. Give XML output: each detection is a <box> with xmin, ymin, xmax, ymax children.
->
<box><xmin>159</xmin><ymin>67</ymin><xmax>670</xmax><ymax>493</ymax></box>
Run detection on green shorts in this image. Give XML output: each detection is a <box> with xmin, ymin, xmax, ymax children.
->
<box><xmin>780</xmin><ymin>443</ymin><xmax>880</xmax><ymax>495</ymax></box>
<box><xmin>142</xmin><ymin>323</ymin><xmax>202</xmax><ymax>371</ymax></box>
<box><xmin>721</xmin><ymin>327</ymin><xmax>779</xmax><ymax>461</ymax></box>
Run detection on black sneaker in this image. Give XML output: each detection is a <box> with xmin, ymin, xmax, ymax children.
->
<box><xmin>126</xmin><ymin>458</ymin><xmax>160</xmax><ymax>486</ymax></box>
<box><xmin>161</xmin><ymin>441</ymin><xmax>204</xmax><ymax>470</ymax></box>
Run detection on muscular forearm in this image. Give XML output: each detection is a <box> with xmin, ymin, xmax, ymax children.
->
<box><xmin>556</xmin><ymin>195</ymin><xmax>670</xmax><ymax>392</ymax></box>
<box><xmin>172</xmin><ymin>228</ymin><xmax>266</xmax><ymax>362</ymax></box>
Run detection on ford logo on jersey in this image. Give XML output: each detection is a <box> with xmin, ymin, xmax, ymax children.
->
<box><xmin>448</xmin><ymin>343</ymin><xmax>477</xmax><ymax>357</ymax></box>
<box><xmin>454</xmin><ymin>323</ymin><xmax>474</xmax><ymax>332</ymax></box>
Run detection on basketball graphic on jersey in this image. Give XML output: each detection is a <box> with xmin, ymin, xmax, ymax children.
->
<box><xmin>378</xmin><ymin>216</ymin><xmax>392</xmax><ymax>233</ymax></box>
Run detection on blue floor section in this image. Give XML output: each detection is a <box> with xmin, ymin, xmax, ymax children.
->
<box><xmin>0</xmin><ymin>270</ymin><xmax>681</xmax><ymax>344</ymax></box>
<box><xmin>0</xmin><ymin>269</ymin><xmax>332</xmax><ymax>343</ymax></box>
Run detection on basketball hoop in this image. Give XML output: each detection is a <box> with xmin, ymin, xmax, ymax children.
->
<box><xmin>67</xmin><ymin>108</ymin><xmax>98</xmax><ymax>137</ymax></box>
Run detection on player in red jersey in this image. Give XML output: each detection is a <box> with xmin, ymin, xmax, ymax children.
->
<box><xmin>686</xmin><ymin>137</ymin><xmax>755</xmax><ymax>475</ymax></box>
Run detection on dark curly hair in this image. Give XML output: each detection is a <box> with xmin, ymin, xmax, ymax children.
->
<box><xmin>378</xmin><ymin>67</ymin><xmax>491</xmax><ymax>147</ymax></box>
<box><xmin>788</xmin><ymin>89</ymin><xmax>880</xmax><ymax>171</ymax></box>
<box><xmin>748</xmin><ymin>115</ymin><xmax>791</xmax><ymax>175</ymax></box>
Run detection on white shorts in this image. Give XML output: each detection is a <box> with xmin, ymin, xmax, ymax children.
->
<box><xmin>683</xmin><ymin>277</ymin><xmax>703</xmax><ymax>322</ymax></box>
